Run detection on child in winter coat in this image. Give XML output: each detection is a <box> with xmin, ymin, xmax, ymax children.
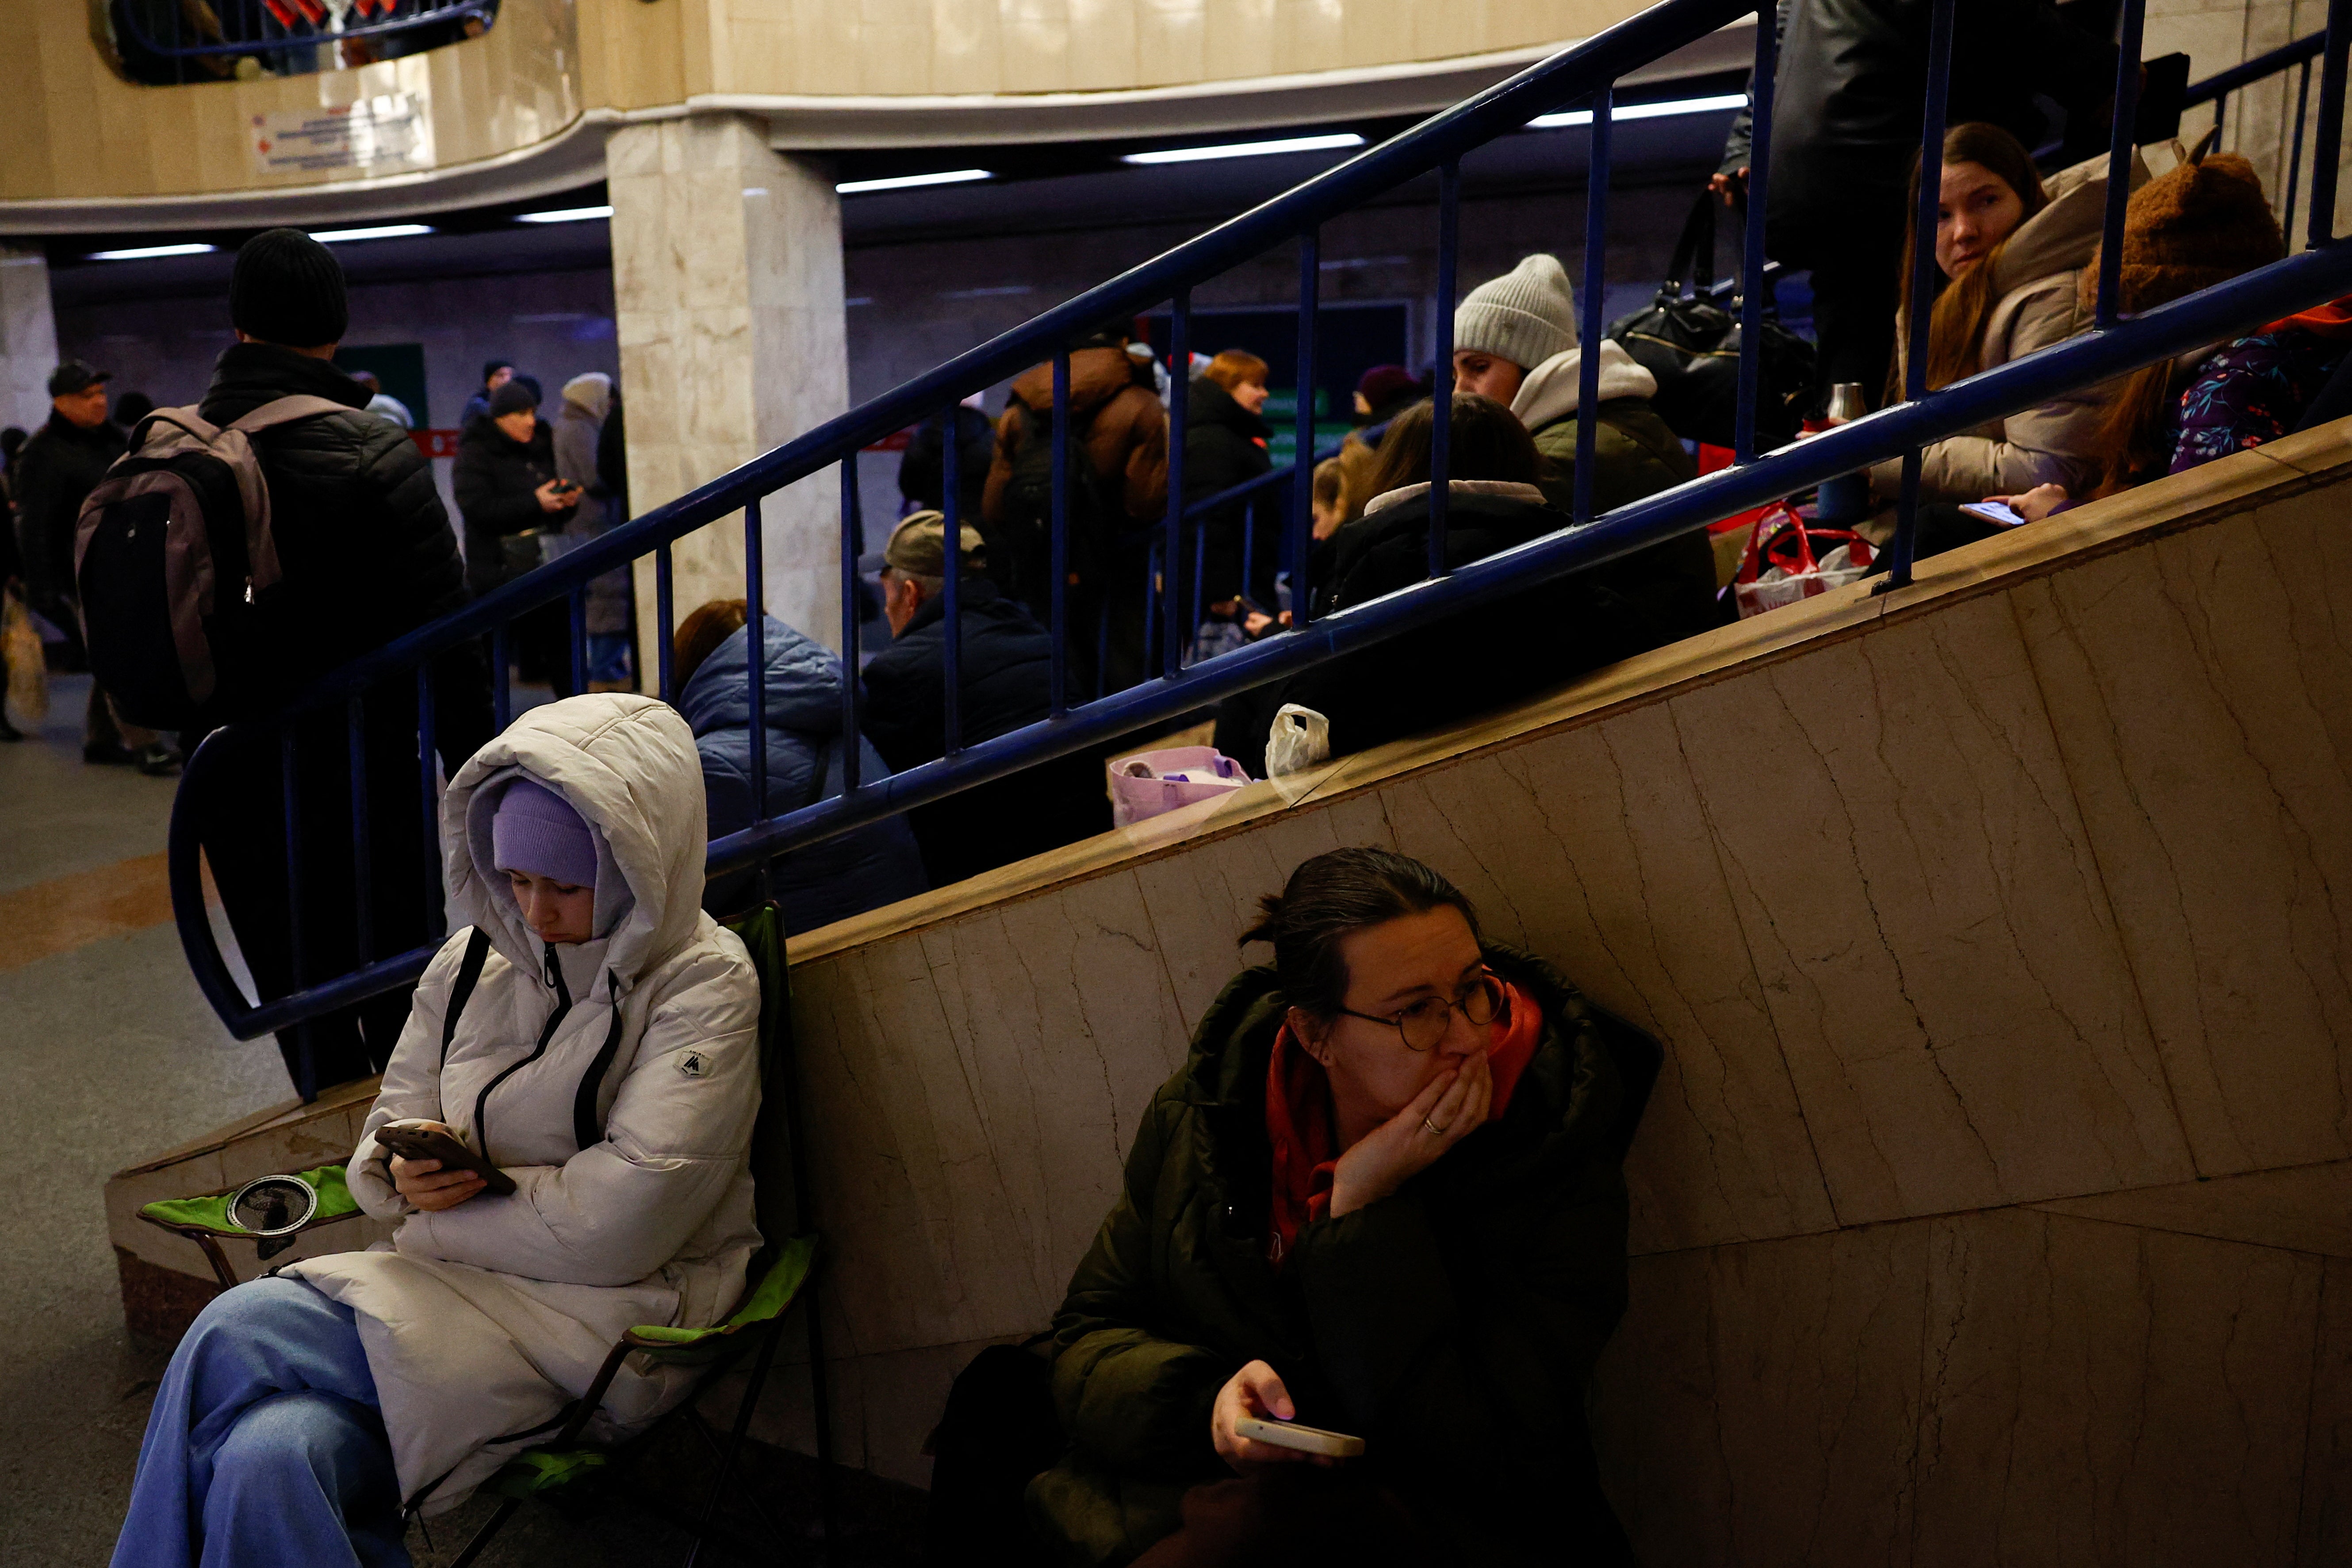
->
<box><xmin>113</xmin><ymin>694</ymin><xmax>764</xmax><ymax>1566</ymax></box>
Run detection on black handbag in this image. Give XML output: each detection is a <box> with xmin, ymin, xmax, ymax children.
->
<box><xmin>1605</xmin><ymin>191</ymin><xmax>1817</xmax><ymax>450</ymax></box>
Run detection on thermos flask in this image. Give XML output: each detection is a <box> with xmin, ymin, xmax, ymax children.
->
<box><xmin>1813</xmin><ymin>382</ymin><xmax>1869</xmax><ymax>523</ymax></box>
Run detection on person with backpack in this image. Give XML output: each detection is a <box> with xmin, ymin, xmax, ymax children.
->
<box><xmin>13</xmin><ymin>360</ymin><xmax>179</xmax><ymax>771</ymax></box>
<box><xmin>111</xmin><ymin>694</ymin><xmax>767</xmax><ymax>1564</ymax></box>
<box><xmin>166</xmin><ymin>229</ymin><xmax>492</xmax><ymax>1095</ymax></box>
<box><xmin>981</xmin><ymin>319</ymin><xmax>1168</xmax><ymax>697</ymax></box>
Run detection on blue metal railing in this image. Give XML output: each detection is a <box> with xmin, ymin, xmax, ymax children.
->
<box><xmin>109</xmin><ymin>0</ymin><xmax>494</xmax><ymax>81</ymax></box>
<box><xmin>170</xmin><ymin>0</ymin><xmax>2352</xmax><ymax>1083</ymax></box>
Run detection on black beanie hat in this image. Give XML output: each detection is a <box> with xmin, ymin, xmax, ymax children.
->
<box><xmin>488</xmin><ymin>380</ymin><xmax>539</xmax><ymax>416</ymax></box>
<box><xmin>230</xmin><ymin>229</ymin><xmax>349</xmax><ymax>349</ymax></box>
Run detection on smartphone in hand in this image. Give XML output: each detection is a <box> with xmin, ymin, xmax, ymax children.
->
<box><xmin>1960</xmin><ymin>500</ymin><xmax>2026</xmax><ymax>528</ymax></box>
<box><xmin>375</xmin><ymin>1119</ymin><xmax>517</xmax><ymax>1196</ymax></box>
<box><xmin>1234</xmin><ymin>1416</ymin><xmax>1365</xmax><ymax>1458</ymax></box>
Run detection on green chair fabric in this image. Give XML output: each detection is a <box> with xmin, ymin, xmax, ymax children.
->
<box><xmin>139</xmin><ymin>1164</ymin><xmax>360</xmax><ymax>1236</ymax></box>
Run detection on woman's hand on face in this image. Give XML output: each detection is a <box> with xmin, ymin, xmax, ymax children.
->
<box><xmin>388</xmin><ymin>1121</ymin><xmax>486</xmax><ymax>1212</ymax></box>
<box><xmin>1212</xmin><ymin>1360</ymin><xmax>1330</xmax><ymax>1474</ymax></box>
<box><xmin>1327</xmin><ymin>1043</ymin><xmax>1494</xmax><ymax>1219</ymax></box>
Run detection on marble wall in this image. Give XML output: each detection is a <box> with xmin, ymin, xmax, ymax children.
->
<box><xmin>0</xmin><ymin>246</ymin><xmax>59</xmax><ymax>433</ymax></box>
<box><xmin>609</xmin><ymin>115</ymin><xmax>848</xmax><ymax>659</ymax></box>
<box><xmin>761</xmin><ymin>425</ymin><xmax>2352</xmax><ymax>1560</ymax></box>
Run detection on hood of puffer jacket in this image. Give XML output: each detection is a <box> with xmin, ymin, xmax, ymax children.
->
<box><xmin>1510</xmin><ymin>339</ymin><xmax>1658</xmax><ymax>433</ymax></box>
<box><xmin>1009</xmin><ymin>344</ymin><xmax>1149</xmax><ymax>417</ymax></box>
<box><xmin>1986</xmin><ymin>146</ymin><xmax>2153</xmax><ymax>298</ymax></box>
<box><xmin>443</xmin><ymin>694</ymin><xmax>709</xmax><ymax>993</ymax></box>
<box><xmin>676</xmin><ymin>616</ymin><xmax>849</xmax><ymax>741</ymax></box>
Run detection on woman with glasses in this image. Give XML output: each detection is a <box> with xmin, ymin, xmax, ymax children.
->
<box><xmin>1030</xmin><ymin>847</ymin><xmax>1661</xmax><ymax>1567</ymax></box>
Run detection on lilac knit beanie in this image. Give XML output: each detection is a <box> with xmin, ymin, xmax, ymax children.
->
<box><xmin>491</xmin><ymin>778</ymin><xmax>598</xmax><ymax>890</ymax></box>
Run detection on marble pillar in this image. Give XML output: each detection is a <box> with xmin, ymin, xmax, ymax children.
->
<box><xmin>608</xmin><ymin>115</ymin><xmax>847</xmax><ymax>675</ymax></box>
<box><xmin>0</xmin><ymin>245</ymin><xmax>60</xmax><ymax>433</ymax></box>
<box><xmin>2148</xmin><ymin>0</ymin><xmax>2352</xmax><ymax>245</ymax></box>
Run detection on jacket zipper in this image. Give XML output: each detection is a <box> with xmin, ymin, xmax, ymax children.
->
<box><xmin>471</xmin><ymin>941</ymin><xmax>571</xmax><ymax>1165</ymax></box>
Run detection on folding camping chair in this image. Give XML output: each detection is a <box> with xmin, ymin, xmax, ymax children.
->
<box><xmin>139</xmin><ymin>901</ymin><xmax>834</xmax><ymax>1566</ymax></box>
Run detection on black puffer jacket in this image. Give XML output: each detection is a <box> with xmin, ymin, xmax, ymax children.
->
<box><xmin>1722</xmin><ymin>0</ymin><xmax>2117</xmax><ymax>260</ymax></box>
<box><xmin>1182</xmin><ymin>376</ymin><xmax>1274</xmax><ymax>607</ymax></box>
<box><xmin>861</xmin><ymin>576</ymin><xmax>1111</xmax><ymax>885</ymax></box>
<box><xmin>453</xmin><ymin>415</ymin><xmax>573</xmax><ymax>598</ymax></box>
<box><xmin>1229</xmin><ymin>483</ymin><xmax>1720</xmax><ymax>763</ymax></box>
<box><xmin>14</xmin><ymin>410</ymin><xmax>126</xmax><ymax>610</ymax></box>
<box><xmin>196</xmin><ymin>343</ymin><xmax>490</xmax><ymax>755</ymax></box>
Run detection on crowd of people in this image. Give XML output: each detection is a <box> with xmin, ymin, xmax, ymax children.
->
<box><xmin>24</xmin><ymin>7</ymin><xmax>2352</xmax><ymax>1557</ymax></box>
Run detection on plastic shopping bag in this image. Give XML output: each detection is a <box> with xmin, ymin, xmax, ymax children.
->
<box><xmin>1108</xmin><ymin>746</ymin><xmax>1249</xmax><ymax>828</ymax></box>
<box><xmin>1264</xmin><ymin>705</ymin><xmax>1330</xmax><ymax>781</ymax></box>
<box><xmin>1729</xmin><ymin>502</ymin><xmax>1875</xmax><ymax>619</ymax></box>
<box><xmin>3</xmin><ymin>589</ymin><xmax>48</xmax><ymax>724</ymax></box>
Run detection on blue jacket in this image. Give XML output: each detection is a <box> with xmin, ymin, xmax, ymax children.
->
<box><xmin>677</xmin><ymin>617</ymin><xmax>927</xmax><ymax>932</ymax></box>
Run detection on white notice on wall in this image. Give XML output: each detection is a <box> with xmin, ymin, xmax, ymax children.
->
<box><xmin>249</xmin><ymin>93</ymin><xmax>431</xmax><ymax>176</ymax></box>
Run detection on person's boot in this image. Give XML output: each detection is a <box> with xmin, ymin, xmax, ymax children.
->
<box><xmin>134</xmin><ymin>742</ymin><xmax>182</xmax><ymax>776</ymax></box>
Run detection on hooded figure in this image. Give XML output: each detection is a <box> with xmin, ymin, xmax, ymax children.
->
<box><xmin>281</xmin><ymin>693</ymin><xmax>764</xmax><ymax>1514</ymax></box>
<box><xmin>675</xmin><ymin>613</ymin><xmax>929</xmax><ymax>927</ymax></box>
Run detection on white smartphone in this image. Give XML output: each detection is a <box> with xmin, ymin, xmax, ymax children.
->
<box><xmin>1959</xmin><ymin>500</ymin><xmax>2027</xmax><ymax>527</ymax></box>
<box><xmin>1235</xmin><ymin>1416</ymin><xmax>1366</xmax><ymax>1458</ymax></box>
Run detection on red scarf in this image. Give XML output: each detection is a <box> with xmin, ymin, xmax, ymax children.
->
<box><xmin>1263</xmin><ymin>978</ymin><xmax>1541</xmax><ymax>1265</ymax></box>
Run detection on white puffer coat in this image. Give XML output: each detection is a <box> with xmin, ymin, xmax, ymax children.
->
<box><xmin>285</xmin><ymin>694</ymin><xmax>762</xmax><ymax>1515</ymax></box>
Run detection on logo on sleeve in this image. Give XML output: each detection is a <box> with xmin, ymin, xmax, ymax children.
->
<box><xmin>678</xmin><ymin>1051</ymin><xmax>709</xmax><ymax>1079</ymax></box>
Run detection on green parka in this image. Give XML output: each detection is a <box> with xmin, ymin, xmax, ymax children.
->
<box><xmin>1029</xmin><ymin>947</ymin><xmax>1661</xmax><ymax>1566</ymax></box>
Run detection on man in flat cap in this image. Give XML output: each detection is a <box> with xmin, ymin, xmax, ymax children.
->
<box><xmin>861</xmin><ymin>508</ymin><xmax>1111</xmax><ymax>886</ymax></box>
<box><xmin>180</xmin><ymin>227</ymin><xmax>492</xmax><ymax>1096</ymax></box>
<box><xmin>10</xmin><ymin>359</ymin><xmax>179</xmax><ymax>770</ymax></box>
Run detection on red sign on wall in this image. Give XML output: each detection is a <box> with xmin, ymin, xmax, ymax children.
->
<box><xmin>412</xmin><ymin>429</ymin><xmax>462</xmax><ymax>459</ymax></box>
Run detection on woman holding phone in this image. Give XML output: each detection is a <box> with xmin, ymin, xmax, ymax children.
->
<box><xmin>1031</xmin><ymin>849</ymin><xmax>1660</xmax><ymax>1566</ymax></box>
<box><xmin>113</xmin><ymin>695</ymin><xmax>763</xmax><ymax>1566</ymax></box>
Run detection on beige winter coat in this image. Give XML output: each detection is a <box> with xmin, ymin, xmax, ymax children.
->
<box><xmin>1871</xmin><ymin>150</ymin><xmax>2152</xmax><ymax>502</ymax></box>
<box><xmin>286</xmin><ymin>694</ymin><xmax>763</xmax><ymax>1515</ymax></box>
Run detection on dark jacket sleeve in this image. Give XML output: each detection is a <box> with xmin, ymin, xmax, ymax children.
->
<box><xmin>858</xmin><ymin>641</ymin><xmax>941</xmax><ymax>775</ymax></box>
<box><xmin>1718</xmin><ymin>0</ymin><xmax>1787</xmax><ymax>174</ymax></box>
<box><xmin>1050</xmin><ymin>1093</ymin><xmax>1233</xmax><ymax>1479</ymax></box>
<box><xmin>452</xmin><ymin>446</ymin><xmax>546</xmax><ymax>538</ymax></box>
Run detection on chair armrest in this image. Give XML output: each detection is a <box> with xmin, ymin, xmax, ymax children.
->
<box><xmin>624</xmin><ymin>1234</ymin><xmax>817</xmax><ymax>1353</ymax></box>
<box><xmin>138</xmin><ymin>1163</ymin><xmax>362</xmax><ymax>1238</ymax></box>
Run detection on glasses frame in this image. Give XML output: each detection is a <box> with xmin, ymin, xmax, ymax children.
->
<box><xmin>1335</xmin><ymin>970</ymin><xmax>1509</xmax><ymax>1053</ymax></box>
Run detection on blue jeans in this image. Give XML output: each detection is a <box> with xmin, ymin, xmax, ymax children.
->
<box><xmin>113</xmin><ymin>1277</ymin><xmax>410</xmax><ymax>1568</ymax></box>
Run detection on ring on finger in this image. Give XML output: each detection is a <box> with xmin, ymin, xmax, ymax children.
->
<box><xmin>1421</xmin><ymin>1116</ymin><xmax>1450</xmax><ymax>1136</ymax></box>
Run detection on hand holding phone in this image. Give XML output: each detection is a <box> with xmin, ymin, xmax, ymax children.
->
<box><xmin>1959</xmin><ymin>500</ymin><xmax>2026</xmax><ymax>528</ymax></box>
<box><xmin>1234</xmin><ymin>1417</ymin><xmax>1365</xmax><ymax>1458</ymax></box>
<box><xmin>376</xmin><ymin>1119</ymin><xmax>516</xmax><ymax>1198</ymax></box>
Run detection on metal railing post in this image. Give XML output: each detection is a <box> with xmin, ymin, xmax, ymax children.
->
<box><xmin>839</xmin><ymin>464</ymin><xmax>863</xmax><ymax>790</ymax></box>
<box><xmin>1574</xmin><ymin>86</ymin><xmax>1614</xmax><ymax>526</ymax></box>
<box><xmin>347</xmin><ymin>696</ymin><xmax>372</xmax><ymax>962</ymax></box>
<box><xmin>656</xmin><ymin>541</ymin><xmax>677</xmax><ymax>702</ymax></box>
<box><xmin>1432</xmin><ymin>162</ymin><xmax>1459</xmax><ymax>570</ymax></box>
<box><xmin>2097</xmin><ymin>1</ymin><xmax>2148</xmax><ymax>330</ymax></box>
<box><xmin>2288</xmin><ymin>58</ymin><xmax>2314</xmax><ymax>247</ymax></box>
<box><xmin>491</xmin><ymin>625</ymin><xmax>512</xmax><ymax>733</ymax></box>
<box><xmin>942</xmin><ymin>418</ymin><xmax>965</xmax><ymax>752</ymax></box>
<box><xmin>1886</xmin><ymin>0</ymin><xmax>1956</xmax><ymax>590</ymax></box>
<box><xmin>1735</xmin><ymin>11</ymin><xmax>1778</xmax><ymax>465</ymax></box>
<box><xmin>745</xmin><ymin>497</ymin><xmax>769</xmax><ymax>822</ymax></box>
<box><xmin>1292</xmin><ymin>236</ymin><xmax>1320</xmax><ymax>626</ymax></box>
<box><xmin>568</xmin><ymin>587</ymin><xmax>589</xmax><ymax>695</ymax></box>
<box><xmin>1050</xmin><ymin>352</ymin><xmax>1072</xmax><ymax>714</ymax></box>
<box><xmin>2312</xmin><ymin>0</ymin><xmax>2351</xmax><ymax>250</ymax></box>
<box><xmin>416</xmin><ymin>665</ymin><xmax>442</xmax><ymax>939</ymax></box>
<box><xmin>281</xmin><ymin>724</ymin><xmax>313</xmax><ymax>1101</ymax></box>
<box><xmin>1165</xmin><ymin>293</ymin><xmax>1191</xmax><ymax>677</ymax></box>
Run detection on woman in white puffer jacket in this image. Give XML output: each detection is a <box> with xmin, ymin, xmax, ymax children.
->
<box><xmin>114</xmin><ymin>694</ymin><xmax>763</xmax><ymax>1566</ymax></box>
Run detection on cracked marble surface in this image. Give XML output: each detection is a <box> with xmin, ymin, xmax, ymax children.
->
<box><xmin>771</xmin><ymin>432</ymin><xmax>2352</xmax><ymax>1534</ymax></box>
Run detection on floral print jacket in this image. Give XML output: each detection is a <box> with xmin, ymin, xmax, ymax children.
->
<box><xmin>2168</xmin><ymin>327</ymin><xmax>2349</xmax><ymax>473</ymax></box>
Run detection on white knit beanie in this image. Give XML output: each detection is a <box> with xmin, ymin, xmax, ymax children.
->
<box><xmin>1453</xmin><ymin>254</ymin><xmax>1578</xmax><ymax>371</ymax></box>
